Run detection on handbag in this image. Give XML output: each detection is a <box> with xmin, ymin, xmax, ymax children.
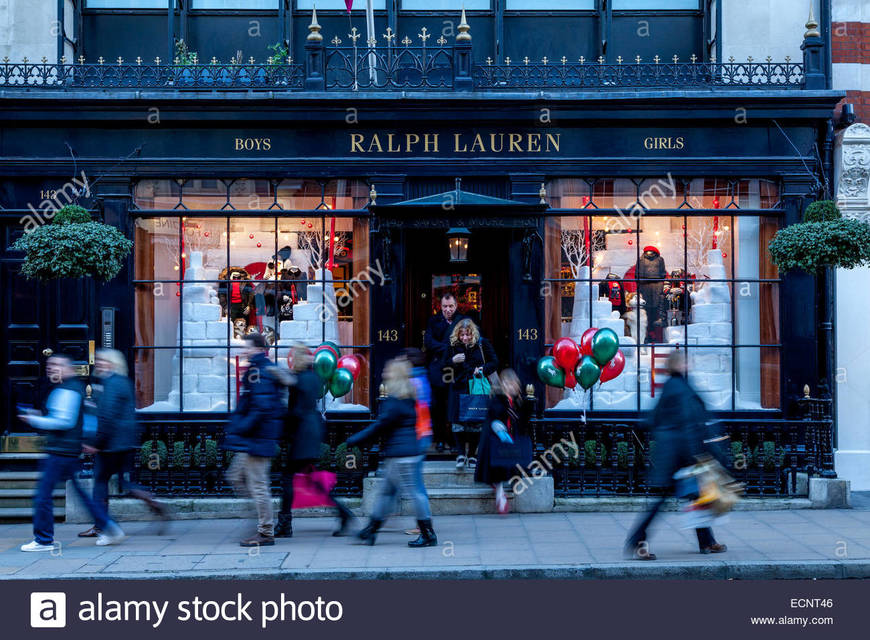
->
<box><xmin>489</xmin><ymin>434</ymin><xmax>533</xmax><ymax>470</ymax></box>
<box><xmin>458</xmin><ymin>393</ymin><xmax>489</xmax><ymax>424</ymax></box>
<box><xmin>478</xmin><ymin>343</ymin><xmax>500</xmax><ymax>386</ymax></box>
<box><xmin>291</xmin><ymin>470</ymin><xmax>338</xmax><ymax>509</ymax></box>
<box><xmin>468</xmin><ymin>374</ymin><xmax>491</xmax><ymax>396</ymax></box>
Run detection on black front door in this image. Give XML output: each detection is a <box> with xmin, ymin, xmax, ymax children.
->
<box><xmin>1</xmin><ymin>220</ymin><xmax>95</xmax><ymax>435</ymax></box>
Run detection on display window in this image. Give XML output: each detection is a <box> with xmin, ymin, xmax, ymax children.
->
<box><xmin>544</xmin><ymin>178</ymin><xmax>780</xmax><ymax>412</ymax></box>
<box><xmin>132</xmin><ymin>179</ymin><xmax>370</xmax><ymax>412</ymax></box>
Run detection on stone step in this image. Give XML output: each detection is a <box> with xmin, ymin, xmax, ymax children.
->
<box><xmin>0</xmin><ymin>488</ymin><xmax>64</xmax><ymax>509</ymax></box>
<box><xmin>0</xmin><ymin>471</ymin><xmax>41</xmax><ymax>489</ymax></box>
<box><xmin>0</xmin><ymin>452</ymin><xmax>47</xmax><ymax>473</ymax></box>
<box><xmin>420</xmin><ymin>461</ymin><xmax>480</xmax><ymax>488</ymax></box>
<box><xmin>0</xmin><ymin>506</ymin><xmax>64</xmax><ymax>522</ymax></box>
<box><xmin>393</xmin><ymin>487</ymin><xmax>514</xmax><ymax>516</ymax></box>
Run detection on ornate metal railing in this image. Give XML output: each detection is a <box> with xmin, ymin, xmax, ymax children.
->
<box><xmin>115</xmin><ymin>391</ymin><xmax>832</xmax><ymax>500</ymax></box>
<box><xmin>531</xmin><ymin>412</ymin><xmax>834</xmax><ymax>498</ymax></box>
<box><xmin>0</xmin><ymin>60</ymin><xmax>305</xmax><ymax>90</ymax></box>
<box><xmin>325</xmin><ymin>45</ymin><xmax>454</xmax><ymax>90</ymax></box>
<box><xmin>0</xmin><ymin>55</ymin><xmax>808</xmax><ymax>92</ymax></box>
<box><xmin>473</xmin><ymin>57</ymin><xmax>805</xmax><ymax>90</ymax></box>
<box><xmin>125</xmin><ymin>418</ymin><xmax>377</xmax><ymax>498</ymax></box>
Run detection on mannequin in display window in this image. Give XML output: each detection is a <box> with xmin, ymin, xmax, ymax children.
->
<box><xmin>598</xmin><ymin>273</ymin><xmax>627</xmax><ymax>316</ymax></box>
<box><xmin>663</xmin><ymin>268</ymin><xmax>692</xmax><ymax>326</ymax></box>
<box><xmin>635</xmin><ymin>246</ymin><xmax>667</xmax><ymax>342</ymax></box>
<box><xmin>253</xmin><ymin>261</ymin><xmax>279</xmax><ymax>319</ymax></box>
<box><xmin>622</xmin><ymin>292</ymin><xmax>648</xmax><ymax>343</ymax></box>
<box><xmin>218</xmin><ymin>268</ymin><xmax>254</xmax><ymax>322</ymax></box>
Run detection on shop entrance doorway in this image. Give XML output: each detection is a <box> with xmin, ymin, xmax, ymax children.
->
<box><xmin>404</xmin><ymin>228</ymin><xmax>511</xmax><ymax>369</ymax></box>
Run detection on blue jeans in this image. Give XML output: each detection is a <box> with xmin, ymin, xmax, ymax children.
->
<box><xmin>372</xmin><ymin>456</ymin><xmax>432</xmax><ymax>522</ymax></box>
<box><xmin>415</xmin><ymin>436</ymin><xmax>432</xmax><ymax>500</ymax></box>
<box><xmin>34</xmin><ymin>454</ymin><xmax>111</xmax><ymax>544</ymax></box>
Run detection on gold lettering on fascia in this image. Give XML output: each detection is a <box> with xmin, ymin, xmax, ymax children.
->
<box><xmin>350</xmin><ymin>132</ymin><xmax>560</xmax><ymax>153</ymax></box>
<box><xmin>643</xmin><ymin>136</ymin><xmax>685</xmax><ymax>150</ymax></box>
<box><xmin>234</xmin><ymin>137</ymin><xmax>272</xmax><ymax>151</ymax></box>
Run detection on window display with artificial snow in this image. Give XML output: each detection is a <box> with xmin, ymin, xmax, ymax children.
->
<box><xmin>546</xmin><ymin>207</ymin><xmax>779</xmax><ymax>412</ymax></box>
<box><xmin>134</xmin><ymin>215</ymin><xmax>369</xmax><ymax>412</ymax></box>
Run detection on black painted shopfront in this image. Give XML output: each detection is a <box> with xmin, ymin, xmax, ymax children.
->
<box><xmin>0</xmin><ymin>19</ymin><xmax>842</xmax><ymax>497</ymax></box>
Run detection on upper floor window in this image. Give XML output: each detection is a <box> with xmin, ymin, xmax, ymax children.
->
<box><xmin>298</xmin><ymin>0</ymin><xmax>386</xmax><ymax>8</ymax></box>
<box><xmin>190</xmin><ymin>0</ymin><xmax>278</xmax><ymax>7</ymax></box>
<box><xmin>505</xmin><ymin>0</ymin><xmax>593</xmax><ymax>9</ymax></box>
<box><xmin>400</xmin><ymin>0</ymin><xmax>489</xmax><ymax>8</ymax></box>
<box><xmin>612</xmin><ymin>0</ymin><xmax>699</xmax><ymax>9</ymax></box>
<box><xmin>86</xmin><ymin>0</ymin><xmax>167</xmax><ymax>7</ymax></box>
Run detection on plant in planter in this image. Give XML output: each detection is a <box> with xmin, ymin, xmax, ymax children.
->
<box><xmin>266</xmin><ymin>42</ymin><xmax>292</xmax><ymax>86</ymax></box>
<box><xmin>768</xmin><ymin>200</ymin><xmax>870</xmax><ymax>273</ymax></box>
<box><xmin>9</xmin><ymin>204</ymin><xmax>132</xmax><ymax>281</ymax></box>
<box><xmin>140</xmin><ymin>440</ymin><xmax>168</xmax><ymax>470</ymax></box>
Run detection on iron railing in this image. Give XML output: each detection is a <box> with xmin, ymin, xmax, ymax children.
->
<box><xmin>0</xmin><ymin>54</ymin><xmax>809</xmax><ymax>92</ymax></box>
<box><xmin>473</xmin><ymin>59</ymin><xmax>805</xmax><ymax>90</ymax></box>
<box><xmin>113</xmin><ymin>394</ymin><xmax>832</xmax><ymax>499</ymax></box>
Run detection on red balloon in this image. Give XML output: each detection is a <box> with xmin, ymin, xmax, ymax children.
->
<box><xmin>337</xmin><ymin>354</ymin><xmax>361</xmax><ymax>381</ymax></box>
<box><xmin>579</xmin><ymin>327</ymin><xmax>598</xmax><ymax>356</ymax></box>
<box><xmin>599</xmin><ymin>350</ymin><xmax>626</xmax><ymax>384</ymax></box>
<box><xmin>553</xmin><ymin>337</ymin><xmax>581</xmax><ymax>372</ymax></box>
<box><xmin>564</xmin><ymin>369</ymin><xmax>577</xmax><ymax>389</ymax></box>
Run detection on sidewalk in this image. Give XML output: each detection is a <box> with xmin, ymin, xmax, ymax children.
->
<box><xmin>1</xmin><ymin>508</ymin><xmax>869</xmax><ymax>580</ymax></box>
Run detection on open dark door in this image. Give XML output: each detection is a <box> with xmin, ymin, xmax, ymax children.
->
<box><xmin>405</xmin><ymin>228</ymin><xmax>511</xmax><ymax>369</ymax></box>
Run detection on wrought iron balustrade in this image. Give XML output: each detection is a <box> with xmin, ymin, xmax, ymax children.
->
<box><xmin>0</xmin><ymin>61</ymin><xmax>305</xmax><ymax>90</ymax></box>
<box><xmin>325</xmin><ymin>45</ymin><xmax>454</xmax><ymax>90</ymax></box>
<box><xmin>473</xmin><ymin>59</ymin><xmax>805</xmax><ymax>90</ymax></box>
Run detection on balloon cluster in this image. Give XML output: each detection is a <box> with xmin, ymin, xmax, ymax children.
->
<box><xmin>312</xmin><ymin>342</ymin><xmax>361</xmax><ymax>398</ymax></box>
<box><xmin>537</xmin><ymin>328</ymin><xmax>626</xmax><ymax>391</ymax></box>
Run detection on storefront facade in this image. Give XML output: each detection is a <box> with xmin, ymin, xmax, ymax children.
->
<box><xmin>0</xmin><ymin>11</ymin><xmax>843</xmax><ymax>498</ymax></box>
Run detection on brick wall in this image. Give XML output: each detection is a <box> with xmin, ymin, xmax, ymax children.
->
<box><xmin>833</xmin><ymin>22</ymin><xmax>870</xmax><ymax>123</ymax></box>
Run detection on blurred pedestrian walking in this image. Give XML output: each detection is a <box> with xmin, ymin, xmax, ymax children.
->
<box><xmin>444</xmin><ymin>318</ymin><xmax>498</xmax><ymax>470</ymax></box>
<box><xmin>223</xmin><ymin>333</ymin><xmax>286</xmax><ymax>547</ymax></box>
<box><xmin>624</xmin><ymin>350</ymin><xmax>728</xmax><ymax>560</ymax></box>
<box><xmin>18</xmin><ymin>354</ymin><xmax>126</xmax><ymax>551</ymax></box>
<box><xmin>275</xmin><ymin>343</ymin><xmax>355</xmax><ymax>538</ymax></box>
<box><xmin>346</xmin><ymin>357</ymin><xmax>436</xmax><ymax>547</ymax></box>
<box><xmin>476</xmin><ymin>369</ymin><xmax>533</xmax><ymax>514</ymax></box>
<box><xmin>78</xmin><ymin>349</ymin><xmax>168</xmax><ymax>538</ymax></box>
<box><xmin>402</xmin><ymin>347</ymin><xmax>433</xmax><ymax>536</ymax></box>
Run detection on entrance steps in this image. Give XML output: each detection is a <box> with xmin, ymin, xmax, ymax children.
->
<box><xmin>362</xmin><ymin>460</ymin><xmax>513</xmax><ymax>516</ymax></box>
<box><xmin>0</xmin><ymin>453</ymin><xmax>65</xmax><ymax>522</ymax></box>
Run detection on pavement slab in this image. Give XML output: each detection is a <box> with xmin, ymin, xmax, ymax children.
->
<box><xmin>1</xmin><ymin>509</ymin><xmax>869</xmax><ymax>579</ymax></box>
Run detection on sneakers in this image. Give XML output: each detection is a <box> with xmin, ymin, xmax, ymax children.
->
<box><xmin>95</xmin><ymin>521</ymin><xmax>126</xmax><ymax>547</ymax></box>
<box><xmin>700</xmin><ymin>543</ymin><xmax>728</xmax><ymax>554</ymax></box>
<box><xmin>495</xmin><ymin>484</ymin><xmax>509</xmax><ymax>514</ymax></box>
<box><xmin>455</xmin><ymin>455</ymin><xmax>467</xmax><ymax>469</ymax></box>
<box><xmin>467</xmin><ymin>457</ymin><xmax>477</xmax><ymax>470</ymax></box>
<box><xmin>20</xmin><ymin>540</ymin><xmax>55</xmax><ymax>552</ymax></box>
<box><xmin>78</xmin><ymin>526</ymin><xmax>100</xmax><ymax>538</ymax></box>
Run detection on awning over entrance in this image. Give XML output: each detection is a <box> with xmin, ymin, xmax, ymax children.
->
<box><xmin>371</xmin><ymin>178</ymin><xmax>548</xmax><ymax>214</ymax></box>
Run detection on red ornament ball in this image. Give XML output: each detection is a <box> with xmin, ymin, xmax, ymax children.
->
<box><xmin>722</xmin><ymin>252</ymin><xmax>728</xmax><ymax>258</ymax></box>
<box><xmin>176</xmin><ymin>291</ymin><xmax>181</xmax><ymax>297</ymax></box>
<box><xmin>628</xmin><ymin>240</ymin><xmax>633</xmax><ymax>246</ymax></box>
<box><xmin>300</xmin><ymin>219</ymin><xmax>306</xmax><ymax>225</ymax></box>
<box><xmin>256</xmin><ymin>242</ymin><xmax>262</xmax><ymax>248</ymax></box>
<box><xmin>249</xmin><ymin>233</ymin><xmax>254</xmax><ymax>239</ymax></box>
<box><xmin>307</xmin><ymin>222</ymin><xmax>313</xmax><ymax>228</ymax></box>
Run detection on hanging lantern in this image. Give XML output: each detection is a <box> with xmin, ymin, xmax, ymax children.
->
<box><xmin>446</xmin><ymin>227</ymin><xmax>470</xmax><ymax>263</ymax></box>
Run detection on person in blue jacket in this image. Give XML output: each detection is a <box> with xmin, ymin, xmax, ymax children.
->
<box><xmin>223</xmin><ymin>333</ymin><xmax>288</xmax><ymax>547</ymax></box>
<box><xmin>345</xmin><ymin>358</ymin><xmax>436</xmax><ymax>548</ymax></box>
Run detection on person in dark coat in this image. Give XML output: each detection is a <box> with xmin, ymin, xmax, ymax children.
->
<box><xmin>346</xmin><ymin>358</ymin><xmax>436</xmax><ymax>548</ymax></box>
<box><xmin>78</xmin><ymin>349</ymin><xmax>168</xmax><ymax>538</ymax></box>
<box><xmin>624</xmin><ymin>350</ymin><xmax>728</xmax><ymax>560</ymax></box>
<box><xmin>275</xmin><ymin>344</ymin><xmax>355</xmax><ymax>538</ymax></box>
<box><xmin>635</xmin><ymin>246</ymin><xmax>667</xmax><ymax>342</ymax></box>
<box><xmin>223</xmin><ymin>333</ymin><xmax>286</xmax><ymax>547</ymax></box>
<box><xmin>423</xmin><ymin>293</ymin><xmax>466</xmax><ymax>452</ymax></box>
<box><xmin>18</xmin><ymin>354</ymin><xmax>126</xmax><ymax>551</ymax></box>
<box><xmin>475</xmin><ymin>369</ymin><xmax>534</xmax><ymax>514</ymax></box>
<box><xmin>444</xmin><ymin>318</ymin><xmax>498</xmax><ymax>470</ymax></box>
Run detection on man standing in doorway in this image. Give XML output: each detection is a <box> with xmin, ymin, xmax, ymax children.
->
<box><xmin>424</xmin><ymin>293</ymin><xmax>466</xmax><ymax>452</ymax></box>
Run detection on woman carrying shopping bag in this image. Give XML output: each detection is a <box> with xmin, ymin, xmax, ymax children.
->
<box><xmin>476</xmin><ymin>369</ymin><xmax>534</xmax><ymax>514</ymax></box>
<box><xmin>443</xmin><ymin>318</ymin><xmax>498</xmax><ymax>470</ymax></box>
<box><xmin>345</xmin><ymin>358</ymin><xmax>436</xmax><ymax>548</ymax></box>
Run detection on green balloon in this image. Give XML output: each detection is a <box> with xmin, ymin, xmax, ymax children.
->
<box><xmin>329</xmin><ymin>367</ymin><xmax>354</xmax><ymax>398</ymax></box>
<box><xmin>576</xmin><ymin>355</ymin><xmax>601</xmax><ymax>390</ymax></box>
<box><xmin>591</xmin><ymin>328</ymin><xmax>620</xmax><ymax>366</ymax></box>
<box><xmin>317</xmin><ymin>378</ymin><xmax>329</xmax><ymax>399</ymax></box>
<box><xmin>313</xmin><ymin>348</ymin><xmax>338</xmax><ymax>381</ymax></box>
<box><xmin>537</xmin><ymin>355</ymin><xmax>565</xmax><ymax>388</ymax></box>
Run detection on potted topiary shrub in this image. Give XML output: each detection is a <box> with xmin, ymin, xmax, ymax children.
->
<box><xmin>9</xmin><ymin>204</ymin><xmax>132</xmax><ymax>281</ymax></box>
<box><xmin>768</xmin><ymin>201</ymin><xmax>870</xmax><ymax>273</ymax></box>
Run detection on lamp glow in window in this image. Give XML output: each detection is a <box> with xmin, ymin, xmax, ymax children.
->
<box><xmin>447</xmin><ymin>227</ymin><xmax>470</xmax><ymax>262</ymax></box>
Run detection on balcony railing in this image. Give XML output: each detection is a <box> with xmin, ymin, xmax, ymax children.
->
<box><xmin>0</xmin><ymin>52</ymin><xmax>809</xmax><ymax>93</ymax></box>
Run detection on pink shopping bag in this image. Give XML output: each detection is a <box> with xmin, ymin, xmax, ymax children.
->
<box><xmin>292</xmin><ymin>470</ymin><xmax>338</xmax><ymax>509</ymax></box>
